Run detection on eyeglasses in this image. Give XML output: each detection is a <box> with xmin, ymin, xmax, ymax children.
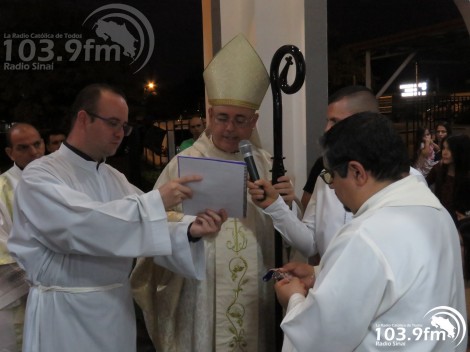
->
<box><xmin>85</xmin><ymin>110</ymin><xmax>133</xmax><ymax>136</ymax></box>
<box><xmin>213</xmin><ymin>114</ymin><xmax>253</xmax><ymax>128</ymax></box>
<box><xmin>320</xmin><ymin>162</ymin><xmax>350</xmax><ymax>185</ymax></box>
<box><xmin>319</xmin><ymin>169</ymin><xmax>334</xmax><ymax>185</ymax></box>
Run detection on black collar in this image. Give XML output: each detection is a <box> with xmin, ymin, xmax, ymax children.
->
<box><xmin>63</xmin><ymin>141</ymin><xmax>96</xmax><ymax>161</ymax></box>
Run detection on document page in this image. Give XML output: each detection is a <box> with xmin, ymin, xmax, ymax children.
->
<box><xmin>178</xmin><ymin>156</ymin><xmax>247</xmax><ymax>218</ymax></box>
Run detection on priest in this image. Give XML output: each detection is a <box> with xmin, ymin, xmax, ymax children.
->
<box><xmin>7</xmin><ymin>83</ymin><xmax>227</xmax><ymax>352</ymax></box>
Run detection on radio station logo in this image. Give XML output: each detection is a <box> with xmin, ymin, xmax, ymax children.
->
<box><xmin>424</xmin><ymin>306</ymin><xmax>467</xmax><ymax>347</ymax></box>
<box><xmin>375</xmin><ymin>305</ymin><xmax>467</xmax><ymax>349</ymax></box>
<box><xmin>2</xmin><ymin>3</ymin><xmax>154</xmax><ymax>74</ymax></box>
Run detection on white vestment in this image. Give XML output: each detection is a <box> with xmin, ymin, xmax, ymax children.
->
<box><xmin>0</xmin><ymin>164</ymin><xmax>28</xmax><ymax>352</ymax></box>
<box><xmin>281</xmin><ymin>176</ymin><xmax>467</xmax><ymax>352</ymax></box>
<box><xmin>7</xmin><ymin>144</ymin><xmax>206</xmax><ymax>352</ymax></box>
<box><xmin>264</xmin><ymin>167</ymin><xmax>426</xmax><ymax>258</ymax></box>
<box><xmin>132</xmin><ymin>132</ymin><xmax>290</xmax><ymax>351</ymax></box>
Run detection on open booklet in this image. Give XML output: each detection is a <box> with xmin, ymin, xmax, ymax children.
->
<box><xmin>177</xmin><ymin>156</ymin><xmax>247</xmax><ymax>218</ymax></box>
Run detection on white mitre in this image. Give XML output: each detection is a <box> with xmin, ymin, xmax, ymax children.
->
<box><xmin>203</xmin><ymin>34</ymin><xmax>270</xmax><ymax>110</ymax></box>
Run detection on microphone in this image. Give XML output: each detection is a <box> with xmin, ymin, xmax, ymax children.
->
<box><xmin>239</xmin><ymin>140</ymin><xmax>265</xmax><ymax>200</ymax></box>
<box><xmin>239</xmin><ymin>140</ymin><xmax>260</xmax><ymax>181</ymax></box>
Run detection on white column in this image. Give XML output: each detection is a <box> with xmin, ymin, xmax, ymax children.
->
<box><xmin>202</xmin><ymin>0</ymin><xmax>306</xmax><ymax>195</ymax></box>
<box><xmin>202</xmin><ymin>0</ymin><xmax>329</xmax><ymax>197</ymax></box>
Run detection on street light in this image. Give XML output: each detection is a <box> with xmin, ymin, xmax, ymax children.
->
<box><xmin>144</xmin><ymin>81</ymin><xmax>157</xmax><ymax>95</ymax></box>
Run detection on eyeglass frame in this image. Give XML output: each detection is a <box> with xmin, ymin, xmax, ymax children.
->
<box><xmin>212</xmin><ymin>113</ymin><xmax>254</xmax><ymax>128</ymax></box>
<box><xmin>319</xmin><ymin>162</ymin><xmax>349</xmax><ymax>185</ymax></box>
<box><xmin>85</xmin><ymin>110</ymin><xmax>133</xmax><ymax>136</ymax></box>
<box><xmin>319</xmin><ymin>169</ymin><xmax>335</xmax><ymax>185</ymax></box>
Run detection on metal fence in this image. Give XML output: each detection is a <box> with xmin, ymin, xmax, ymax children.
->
<box><xmin>379</xmin><ymin>94</ymin><xmax>470</xmax><ymax>157</ymax></box>
<box><xmin>381</xmin><ymin>94</ymin><xmax>470</xmax><ymax>126</ymax></box>
<box><xmin>140</xmin><ymin>95</ymin><xmax>470</xmax><ymax>169</ymax></box>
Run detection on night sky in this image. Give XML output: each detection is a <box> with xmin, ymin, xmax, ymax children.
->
<box><xmin>328</xmin><ymin>0</ymin><xmax>462</xmax><ymax>46</ymax></box>
<box><xmin>0</xmin><ymin>0</ymin><xmax>204</xmax><ymax>124</ymax></box>
<box><xmin>328</xmin><ymin>0</ymin><xmax>469</xmax><ymax>93</ymax></box>
<box><xmin>0</xmin><ymin>0</ymin><xmax>467</xmax><ymax>126</ymax></box>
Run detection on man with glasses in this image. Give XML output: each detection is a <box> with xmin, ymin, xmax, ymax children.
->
<box><xmin>249</xmin><ymin>86</ymin><xmax>380</xmax><ymax>260</ymax></box>
<box><xmin>132</xmin><ymin>34</ymin><xmax>297</xmax><ymax>352</ymax></box>
<box><xmin>249</xmin><ymin>86</ymin><xmax>425</xmax><ymax>262</ymax></box>
<box><xmin>0</xmin><ymin>123</ymin><xmax>44</xmax><ymax>352</ymax></box>
<box><xmin>7</xmin><ymin>83</ymin><xmax>227</xmax><ymax>352</ymax></box>
<box><xmin>179</xmin><ymin>116</ymin><xmax>205</xmax><ymax>151</ymax></box>
<box><xmin>275</xmin><ymin>113</ymin><xmax>466</xmax><ymax>351</ymax></box>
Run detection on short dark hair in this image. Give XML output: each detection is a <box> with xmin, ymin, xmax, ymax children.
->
<box><xmin>45</xmin><ymin>129</ymin><xmax>66</xmax><ymax>144</ymax></box>
<box><xmin>328</xmin><ymin>85</ymin><xmax>375</xmax><ymax>105</ymax></box>
<box><xmin>320</xmin><ymin>112</ymin><xmax>409</xmax><ymax>182</ymax></box>
<box><xmin>328</xmin><ymin>85</ymin><xmax>379</xmax><ymax>116</ymax></box>
<box><xmin>69</xmin><ymin>83</ymin><xmax>126</xmax><ymax>125</ymax></box>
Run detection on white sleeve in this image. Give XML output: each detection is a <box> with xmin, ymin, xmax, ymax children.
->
<box><xmin>9</xmin><ymin>170</ymin><xmax>172</xmax><ymax>258</ymax></box>
<box><xmin>281</xmin><ymin>294</ymin><xmax>305</xmax><ymax>352</ymax></box>
<box><xmin>263</xmin><ymin>195</ymin><xmax>317</xmax><ymax>258</ymax></box>
<box><xmin>153</xmin><ymin>219</ymin><xmax>206</xmax><ymax>280</ymax></box>
<box><xmin>280</xmin><ymin>236</ymin><xmax>388</xmax><ymax>352</ymax></box>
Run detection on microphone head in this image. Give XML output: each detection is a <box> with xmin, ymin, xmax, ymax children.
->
<box><xmin>238</xmin><ymin>140</ymin><xmax>253</xmax><ymax>157</ymax></box>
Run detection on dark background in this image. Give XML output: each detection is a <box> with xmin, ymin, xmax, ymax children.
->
<box><xmin>0</xmin><ymin>0</ymin><xmax>205</xmax><ymax>130</ymax></box>
<box><xmin>0</xmin><ymin>0</ymin><xmax>468</xmax><ymax>129</ymax></box>
<box><xmin>328</xmin><ymin>0</ymin><xmax>470</xmax><ymax>94</ymax></box>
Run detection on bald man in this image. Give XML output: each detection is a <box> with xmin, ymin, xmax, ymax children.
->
<box><xmin>0</xmin><ymin>123</ymin><xmax>45</xmax><ymax>352</ymax></box>
<box><xmin>1</xmin><ymin>123</ymin><xmax>45</xmax><ymax>214</ymax></box>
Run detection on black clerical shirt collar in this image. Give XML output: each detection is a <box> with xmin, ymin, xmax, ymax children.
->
<box><xmin>63</xmin><ymin>141</ymin><xmax>105</xmax><ymax>167</ymax></box>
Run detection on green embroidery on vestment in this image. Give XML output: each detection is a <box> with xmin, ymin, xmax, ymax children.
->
<box><xmin>225</xmin><ymin>218</ymin><xmax>249</xmax><ymax>351</ymax></box>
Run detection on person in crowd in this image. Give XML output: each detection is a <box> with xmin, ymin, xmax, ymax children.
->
<box><xmin>131</xmin><ymin>34</ymin><xmax>298</xmax><ymax>352</ymax></box>
<box><xmin>0</xmin><ymin>123</ymin><xmax>45</xmax><ymax>222</ymax></box>
<box><xmin>0</xmin><ymin>123</ymin><xmax>45</xmax><ymax>352</ymax></box>
<box><xmin>7</xmin><ymin>83</ymin><xmax>227</xmax><ymax>352</ymax></box>
<box><xmin>275</xmin><ymin>112</ymin><xmax>467</xmax><ymax>352</ymax></box>
<box><xmin>44</xmin><ymin>128</ymin><xmax>66</xmax><ymax>154</ymax></box>
<box><xmin>412</xmin><ymin>126</ymin><xmax>439</xmax><ymax>177</ymax></box>
<box><xmin>433</xmin><ymin>121</ymin><xmax>452</xmax><ymax>161</ymax></box>
<box><xmin>179</xmin><ymin>116</ymin><xmax>205</xmax><ymax>151</ymax></box>
<box><xmin>426</xmin><ymin>134</ymin><xmax>470</xmax><ymax>225</ymax></box>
